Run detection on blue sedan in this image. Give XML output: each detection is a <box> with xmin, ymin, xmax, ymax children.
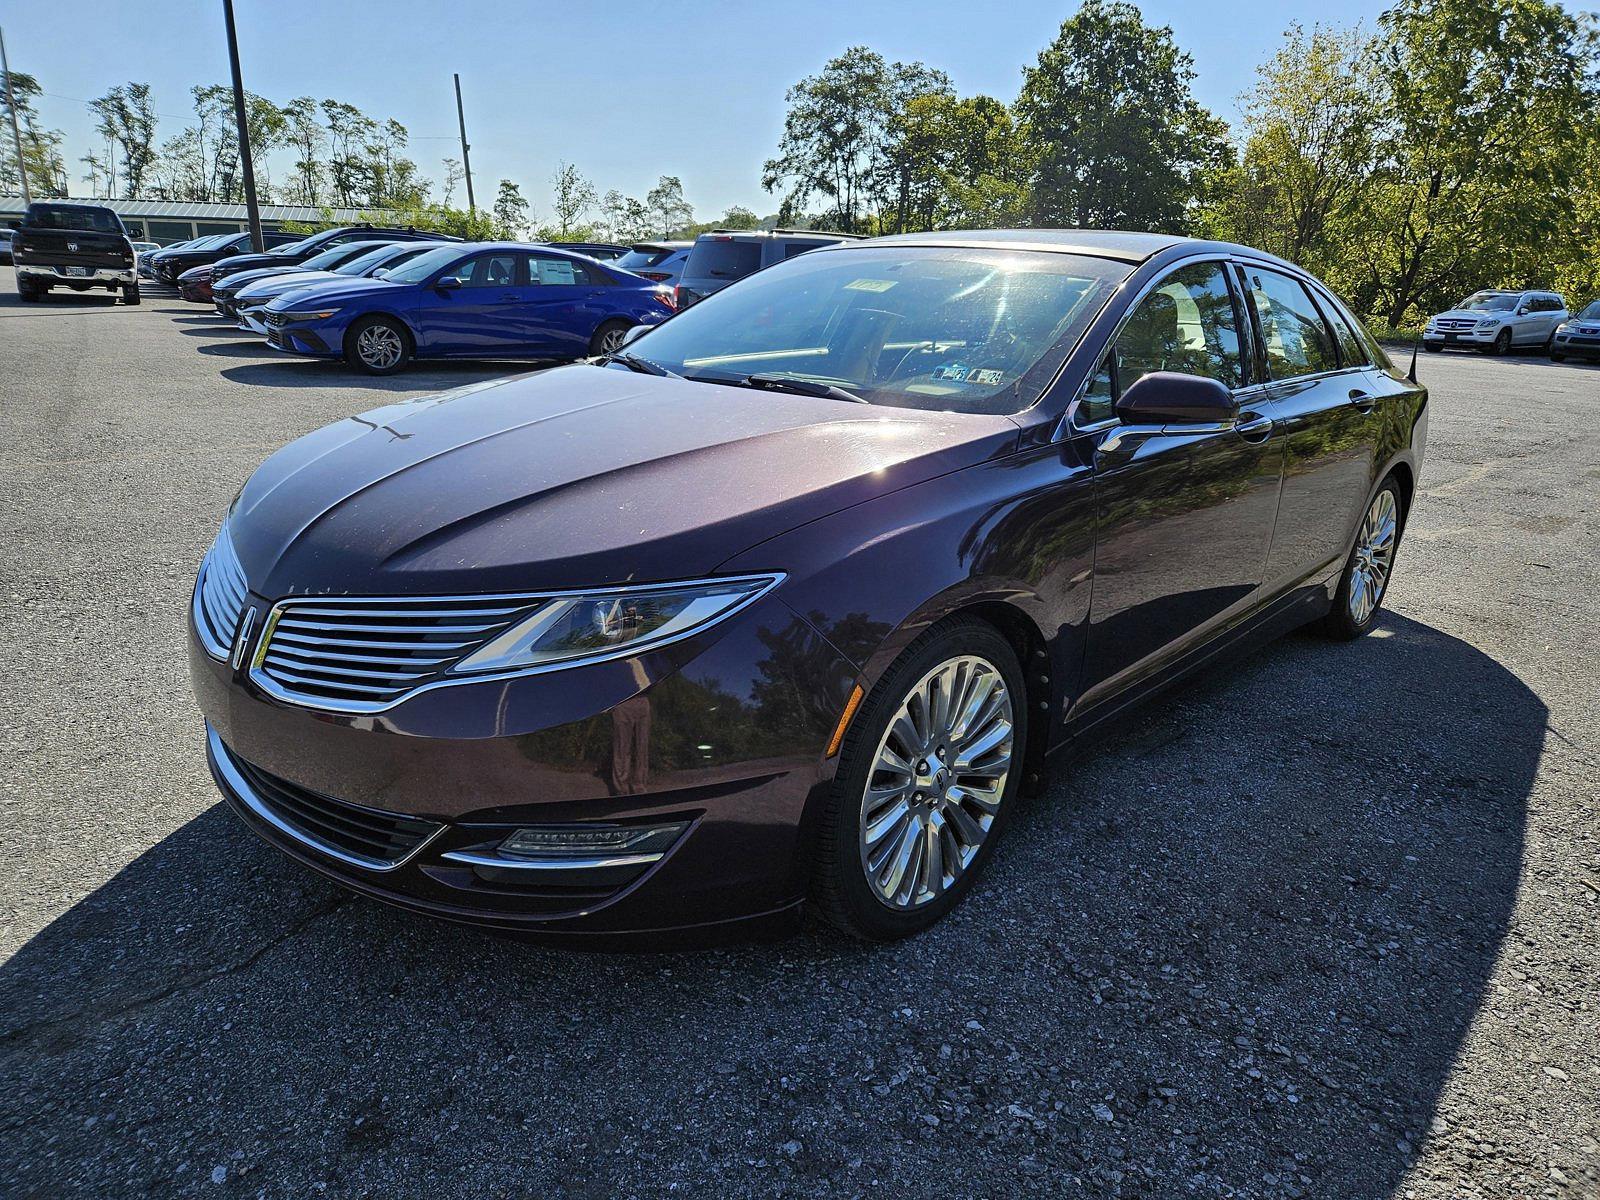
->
<box><xmin>259</xmin><ymin>242</ymin><xmax>677</xmax><ymax>374</ymax></box>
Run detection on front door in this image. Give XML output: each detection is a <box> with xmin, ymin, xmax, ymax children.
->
<box><xmin>415</xmin><ymin>251</ymin><xmax>527</xmax><ymax>356</ymax></box>
<box><xmin>1077</xmin><ymin>260</ymin><xmax>1285</xmax><ymax>707</ymax></box>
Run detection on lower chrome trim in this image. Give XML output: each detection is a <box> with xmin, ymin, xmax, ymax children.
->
<box><xmin>439</xmin><ymin>848</ymin><xmax>665</xmax><ymax>872</ymax></box>
<box><xmin>208</xmin><ymin>724</ymin><xmax>445</xmax><ymax>873</ymax></box>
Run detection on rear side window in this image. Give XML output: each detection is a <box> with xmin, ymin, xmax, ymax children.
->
<box><xmin>783</xmin><ymin>241</ymin><xmax>824</xmax><ymax>260</ymax></box>
<box><xmin>526</xmin><ymin>254</ymin><xmax>603</xmax><ymax>286</ymax></box>
<box><xmin>685</xmin><ymin>238</ymin><xmax>762</xmax><ymax>281</ymax></box>
<box><xmin>1312</xmin><ymin>286</ymin><xmax>1368</xmax><ymax>367</ymax></box>
<box><xmin>1243</xmin><ymin>267</ymin><xmax>1337</xmax><ymax>379</ymax></box>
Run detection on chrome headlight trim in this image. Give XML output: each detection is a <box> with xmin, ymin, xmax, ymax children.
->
<box><xmin>244</xmin><ymin>573</ymin><xmax>786</xmax><ymax>716</ymax></box>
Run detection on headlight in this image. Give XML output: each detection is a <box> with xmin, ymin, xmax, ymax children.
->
<box><xmin>450</xmin><ymin>574</ymin><xmax>783</xmax><ymax>675</ymax></box>
<box><xmin>1476</xmin><ymin>319</ymin><xmax>1499</xmax><ymax>330</ymax></box>
<box><xmin>277</xmin><ymin>309</ymin><xmax>338</xmax><ymax>322</ymax></box>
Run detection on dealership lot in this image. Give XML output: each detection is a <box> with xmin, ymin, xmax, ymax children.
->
<box><xmin>1</xmin><ymin>277</ymin><xmax>1597</xmax><ymax>1197</ymax></box>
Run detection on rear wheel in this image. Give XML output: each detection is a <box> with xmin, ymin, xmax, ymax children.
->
<box><xmin>1321</xmin><ymin>478</ymin><xmax>1404</xmax><ymax>640</ymax></box>
<box><xmin>345</xmin><ymin>315</ymin><xmax>411</xmax><ymax>375</ymax></box>
<box><xmin>122</xmin><ymin>282</ymin><xmax>141</xmax><ymax>306</ymax></box>
<box><xmin>589</xmin><ymin>319</ymin><xmax>633</xmax><ymax>357</ymax></box>
<box><xmin>813</xmin><ymin>617</ymin><xmax>1026</xmax><ymax>940</ymax></box>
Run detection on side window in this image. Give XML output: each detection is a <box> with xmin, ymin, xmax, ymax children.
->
<box><xmin>783</xmin><ymin>241</ymin><xmax>818</xmax><ymax>260</ymax></box>
<box><xmin>457</xmin><ymin>253</ymin><xmax>519</xmax><ymax>287</ymax></box>
<box><xmin>1116</xmin><ymin>262</ymin><xmax>1243</xmax><ymax>392</ymax></box>
<box><xmin>1315</xmin><ymin>288</ymin><xmax>1368</xmax><ymax>366</ymax></box>
<box><xmin>1244</xmin><ymin>267</ymin><xmax>1338</xmax><ymax>379</ymax></box>
<box><xmin>526</xmin><ymin>254</ymin><xmax>598</xmax><ymax>286</ymax></box>
<box><xmin>1079</xmin><ymin>360</ymin><xmax>1117</xmax><ymax>425</ymax></box>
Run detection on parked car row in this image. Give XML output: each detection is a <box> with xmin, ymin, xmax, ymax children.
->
<box><xmin>1423</xmin><ymin>289</ymin><xmax>1599</xmax><ymax>361</ymax></box>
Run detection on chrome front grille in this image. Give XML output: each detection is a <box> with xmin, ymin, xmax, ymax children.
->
<box><xmin>193</xmin><ymin>529</ymin><xmax>249</xmax><ymax>659</ymax></box>
<box><xmin>1434</xmin><ymin>318</ymin><xmax>1478</xmax><ymax>332</ymax></box>
<box><xmin>254</xmin><ymin>596</ymin><xmax>546</xmax><ymax>709</ymax></box>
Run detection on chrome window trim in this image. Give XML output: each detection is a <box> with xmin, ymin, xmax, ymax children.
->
<box><xmin>245</xmin><ymin>572</ymin><xmax>785</xmax><ymax>717</ymax></box>
<box><xmin>208</xmin><ymin>724</ymin><xmax>445</xmax><ymax>874</ymax></box>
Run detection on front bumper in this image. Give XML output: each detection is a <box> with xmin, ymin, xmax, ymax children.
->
<box><xmin>16</xmin><ymin>263</ymin><xmax>136</xmax><ymax>287</ymax></box>
<box><xmin>1422</xmin><ymin>327</ymin><xmax>1500</xmax><ymax>348</ymax></box>
<box><xmin>1553</xmin><ymin>330</ymin><xmax>1600</xmax><ymax>356</ymax></box>
<box><xmin>264</xmin><ymin>316</ymin><xmax>337</xmax><ymax>356</ymax></box>
<box><xmin>191</xmin><ymin>592</ymin><xmax>856</xmax><ymax>940</ymax></box>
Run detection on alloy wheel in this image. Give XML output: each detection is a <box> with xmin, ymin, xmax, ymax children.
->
<box><xmin>357</xmin><ymin>324</ymin><xmax>404</xmax><ymax>370</ymax></box>
<box><xmin>859</xmin><ymin>654</ymin><xmax>1014</xmax><ymax>909</ymax></box>
<box><xmin>598</xmin><ymin>325</ymin><xmax>629</xmax><ymax>354</ymax></box>
<box><xmin>1347</xmin><ymin>489</ymin><xmax>1399</xmax><ymax>625</ymax></box>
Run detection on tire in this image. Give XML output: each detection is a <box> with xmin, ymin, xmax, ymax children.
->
<box><xmin>1423</xmin><ymin>343</ymin><xmax>1442</xmax><ymax>353</ymax></box>
<box><xmin>1551</xmin><ymin>353</ymin><xmax>1566</xmax><ymax>363</ymax></box>
<box><xmin>589</xmin><ymin>318</ymin><xmax>633</xmax><ymax>357</ymax></box>
<box><xmin>344</xmin><ymin>315</ymin><xmax>411</xmax><ymax>375</ymax></box>
<box><xmin>1489</xmin><ymin>329</ymin><xmax>1512</xmax><ymax>355</ymax></box>
<box><xmin>813</xmin><ymin>616</ymin><xmax>1028</xmax><ymax>940</ymax></box>
<box><xmin>17</xmin><ymin>281</ymin><xmax>41</xmax><ymax>302</ymax></box>
<box><xmin>1321</xmin><ymin>476</ymin><xmax>1405</xmax><ymax>640</ymax></box>
<box><xmin>122</xmin><ymin>282</ymin><xmax>141</xmax><ymax>306</ymax></box>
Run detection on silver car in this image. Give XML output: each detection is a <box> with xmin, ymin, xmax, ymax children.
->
<box><xmin>1550</xmin><ymin>299</ymin><xmax>1600</xmax><ymax>362</ymax></box>
<box><xmin>1423</xmin><ymin>289</ymin><xmax>1568</xmax><ymax>354</ymax></box>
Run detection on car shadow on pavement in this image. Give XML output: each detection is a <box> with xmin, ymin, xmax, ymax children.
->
<box><xmin>218</xmin><ymin>359</ymin><xmax>530</xmax><ymax>389</ymax></box>
<box><xmin>0</xmin><ymin>612</ymin><xmax>1542</xmax><ymax>1197</ymax></box>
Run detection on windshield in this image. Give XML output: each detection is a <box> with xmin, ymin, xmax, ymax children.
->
<box><xmin>378</xmin><ymin>245</ymin><xmax>466</xmax><ymax>285</ymax></box>
<box><xmin>301</xmin><ymin>242</ymin><xmax>383</xmax><ymax>271</ymax></box>
<box><xmin>268</xmin><ymin>239</ymin><xmax>308</xmax><ymax>255</ymax></box>
<box><xmin>1458</xmin><ymin>292</ymin><xmax>1518</xmax><ymax>312</ymax></box>
<box><xmin>26</xmin><ymin>205</ymin><xmax>122</xmax><ymax>234</ymax></box>
<box><xmin>626</xmin><ymin>247</ymin><xmax>1129</xmax><ymax>415</ymax></box>
<box><xmin>684</xmin><ymin>238</ymin><xmax>762</xmax><ymax>282</ymax></box>
<box><xmin>617</xmin><ymin>247</ymin><xmax>679</xmax><ymax>270</ymax></box>
<box><xmin>337</xmin><ymin>245</ymin><xmax>407</xmax><ymax>276</ymax></box>
<box><xmin>1575</xmin><ymin>301</ymin><xmax>1600</xmax><ymax>321</ymax></box>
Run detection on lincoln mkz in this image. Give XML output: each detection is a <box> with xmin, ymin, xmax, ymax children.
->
<box><xmin>190</xmin><ymin>230</ymin><xmax>1427</xmax><ymax>943</ymax></box>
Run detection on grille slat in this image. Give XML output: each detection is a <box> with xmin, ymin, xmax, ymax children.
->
<box><xmin>194</xmin><ymin>530</ymin><xmax>249</xmax><ymax>659</ymax></box>
<box><xmin>229</xmin><ymin>751</ymin><xmax>441</xmax><ymax>868</ymax></box>
<box><xmin>254</xmin><ymin>595</ymin><xmax>546</xmax><ymax>710</ymax></box>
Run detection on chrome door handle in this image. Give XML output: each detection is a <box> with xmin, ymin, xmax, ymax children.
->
<box><xmin>1348</xmin><ymin>388</ymin><xmax>1376</xmax><ymax>413</ymax></box>
<box><xmin>1235</xmin><ymin>413</ymin><xmax>1273</xmax><ymax>441</ymax></box>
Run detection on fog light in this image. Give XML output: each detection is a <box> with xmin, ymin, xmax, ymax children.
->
<box><xmin>498</xmin><ymin>822</ymin><xmax>687</xmax><ymax>861</ymax></box>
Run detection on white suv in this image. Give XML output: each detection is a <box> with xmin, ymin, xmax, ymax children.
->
<box><xmin>1424</xmin><ymin>289</ymin><xmax>1568</xmax><ymax>354</ymax></box>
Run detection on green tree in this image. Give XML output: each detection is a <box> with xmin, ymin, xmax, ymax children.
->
<box><xmin>645</xmin><ymin>174</ymin><xmax>694</xmax><ymax>236</ymax></box>
<box><xmin>1016</xmin><ymin>0</ymin><xmax>1231</xmax><ymax>232</ymax></box>
<box><xmin>89</xmin><ymin>82</ymin><xmax>159</xmax><ymax>197</ymax></box>
<box><xmin>1199</xmin><ymin>24</ymin><xmax>1379</xmax><ymax>282</ymax></box>
<box><xmin>1</xmin><ymin>69</ymin><xmax>68</xmax><ymax>196</ymax></box>
<box><xmin>1358</xmin><ymin>0</ymin><xmax>1599</xmax><ymax>325</ymax></box>
<box><xmin>492</xmin><ymin>178</ymin><xmax>529</xmax><ymax>237</ymax></box>
<box><xmin>549</xmin><ymin>161</ymin><xmax>597</xmax><ymax>237</ymax></box>
<box><xmin>281</xmin><ymin>97</ymin><xmax>326</xmax><ymax>205</ymax></box>
<box><xmin>718</xmin><ymin>205</ymin><xmax>760</xmax><ymax>230</ymax></box>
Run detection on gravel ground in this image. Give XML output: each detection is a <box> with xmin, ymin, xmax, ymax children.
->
<box><xmin>1</xmin><ymin>275</ymin><xmax>1596</xmax><ymax>1199</ymax></box>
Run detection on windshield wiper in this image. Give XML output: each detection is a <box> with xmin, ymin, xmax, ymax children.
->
<box><xmin>595</xmin><ymin>351</ymin><xmax>680</xmax><ymax>379</ymax></box>
<box><xmin>740</xmin><ymin>373</ymin><xmax>870</xmax><ymax>404</ymax></box>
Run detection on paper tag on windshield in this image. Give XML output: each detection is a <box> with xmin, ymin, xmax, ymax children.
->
<box><xmin>844</xmin><ymin>278</ymin><xmax>897</xmax><ymax>293</ymax></box>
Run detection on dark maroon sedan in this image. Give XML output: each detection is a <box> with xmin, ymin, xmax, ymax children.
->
<box><xmin>191</xmin><ymin>230</ymin><xmax>1427</xmax><ymax>943</ymax></box>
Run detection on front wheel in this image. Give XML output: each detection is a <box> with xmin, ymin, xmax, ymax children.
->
<box><xmin>1489</xmin><ymin>329</ymin><xmax>1512</xmax><ymax>355</ymax></box>
<box><xmin>345</xmin><ymin>315</ymin><xmax>411</xmax><ymax>375</ymax></box>
<box><xmin>813</xmin><ymin>617</ymin><xmax>1027</xmax><ymax>940</ymax></box>
<box><xmin>589</xmin><ymin>319</ymin><xmax>633</xmax><ymax>357</ymax></box>
<box><xmin>17</xmin><ymin>280</ymin><xmax>43</xmax><ymax>301</ymax></box>
<box><xmin>1321</xmin><ymin>478</ymin><xmax>1404</xmax><ymax>640</ymax></box>
<box><xmin>1550</xmin><ymin>352</ymin><xmax>1566</xmax><ymax>363</ymax></box>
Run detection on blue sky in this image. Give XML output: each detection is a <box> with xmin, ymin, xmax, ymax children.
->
<box><xmin>8</xmin><ymin>0</ymin><xmax>1425</xmax><ymax>218</ymax></box>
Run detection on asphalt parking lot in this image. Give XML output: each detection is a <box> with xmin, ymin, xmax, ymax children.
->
<box><xmin>1</xmin><ymin>274</ymin><xmax>1597</xmax><ymax>1199</ymax></box>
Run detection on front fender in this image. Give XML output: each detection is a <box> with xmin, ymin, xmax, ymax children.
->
<box><xmin>718</xmin><ymin>439</ymin><xmax>1097</xmax><ymax>753</ymax></box>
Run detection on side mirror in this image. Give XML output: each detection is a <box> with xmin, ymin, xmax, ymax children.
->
<box><xmin>435</xmin><ymin>275</ymin><xmax>463</xmax><ymax>291</ymax></box>
<box><xmin>371</xmin><ymin>268</ymin><xmax>389</xmax><ymax>280</ymax></box>
<box><xmin>1517</xmin><ymin>305</ymin><xmax>1532</xmax><ymax>316</ymax></box>
<box><xmin>619</xmin><ymin>323</ymin><xmax>648</xmax><ymax>348</ymax></box>
<box><xmin>1115</xmin><ymin>371</ymin><xmax>1239</xmax><ymax>425</ymax></box>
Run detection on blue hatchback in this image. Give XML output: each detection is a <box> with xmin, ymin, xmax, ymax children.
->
<box><xmin>260</xmin><ymin>242</ymin><xmax>677</xmax><ymax>374</ymax></box>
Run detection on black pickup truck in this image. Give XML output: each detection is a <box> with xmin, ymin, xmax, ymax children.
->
<box><xmin>10</xmin><ymin>201</ymin><xmax>140</xmax><ymax>304</ymax></box>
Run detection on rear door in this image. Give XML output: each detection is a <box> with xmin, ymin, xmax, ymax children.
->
<box><xmin>1077</xmin><ymin>259</ymin><xmax>1285</xmax><ymax>705</ymax></box>
<box><xmin>1240</xmin><ymin>263</ymin><xmax>1383</xmax><ymax>592</ymax></box>
<box><xmin>506</xmin><ymin>253</ymin><xmax>613</xmax><ymax>357</ymax></box>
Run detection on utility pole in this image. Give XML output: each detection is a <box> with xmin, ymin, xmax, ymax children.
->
<box><xmin>221</xmin><ymin>0</ymin><xmax>264</xmax><ymax>251</ymax></box>
<box><xmin>0</xmin><ymin>26</ymin><xmax>31</xmax><ymax>205</ymax></box>
<box><xmin>454</xmin><ymin>73</ymin><xmax>476</xmax><ymax>216</ymax></box>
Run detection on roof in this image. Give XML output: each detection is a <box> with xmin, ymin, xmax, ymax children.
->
<box><xmin>858</xmin><ymin>228</ymin><xmax>1187</xmax><ymax>263</ymax></box>
<box><xmin>0</xmin><ymin>194</ymin><xmax>391</xmax><ymax>223</ymax></box>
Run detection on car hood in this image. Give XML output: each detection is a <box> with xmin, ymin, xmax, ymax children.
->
<box><xmin>214</xmin><ymin>252</ymin><xmax>298</xmax><ymax>273</ymax></box>
<box><xmin>230</xmin><ymin>365</ymin><xmax>1019</xmax><ymax>598</ymax></box>
<box><xmin>263</xmin><ymin>276</ymin><xmax>402</xmax><ymax>310</ymax></box>
<box><xmin>1432</xmin><ymin>308</ymin><xmax>1505</xmax><ymax>322</ymax></box>
<box><xmin>216</xmin><ymin>265</ymin><xmax>309</xmax><ymax>293</ymax></box>
<box><xmin>236</xmin><ymin>270</ymin><xmax>347</xmax><ymax>302</ymax></box>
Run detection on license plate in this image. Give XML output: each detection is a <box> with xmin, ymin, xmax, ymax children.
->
<box><xmin>64</xmin><ymin>266</ymin><xmax>89</xmax><ymax>277</ymax></box>
<box><xmin>1444</xmin><ymin>333</ymin><xmax>1459</xmax><ymax>341</ymax></box>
